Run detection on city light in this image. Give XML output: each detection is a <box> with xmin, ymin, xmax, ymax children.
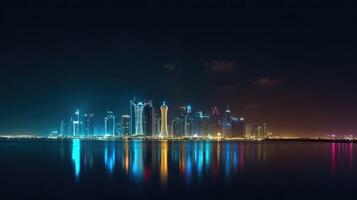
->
<box><xmin>53</xmin><ymin>98</ymin><xmax>272</xmax><ymax>141</ymax></box>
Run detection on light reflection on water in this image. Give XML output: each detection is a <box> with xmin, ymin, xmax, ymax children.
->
<box><xmin>71</xmin><ymin>139</ymin><xmax>81</xmax><ymax>180</ymax></box>
<box><xmin>2</xmin><ymin>139</ymin><xmax>357</xmax><ymax>199</ymax></box>
<box><xmin>104</xmin><ymin>143</ymin><xmax>115</xmax><ymax>175</ymax></box>
<box><xmin>71</xmin><ymin>140</ymin><xmax>264</xmax><ymax>182</ymax></box>
<box><xmin>330</xmin><ymin>142</ymin><xmax>353</xmax><ymax>176</ymax></box>
<box><xmin>71</xmin><ymin>140</ymin><xmax>356</xmax><ymax>185</ymax></box>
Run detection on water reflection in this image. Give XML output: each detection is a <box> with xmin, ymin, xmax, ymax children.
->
<box><xmin>72</xmin><ymin>139</ymin><xmax>81</xmax><ymax>179</ymax></box>
<box><xmin>68</xmin><ymin>141</ymin><xmax>275</xmax><ymax>183</ymax></box>
<box><xmin>160</xmin><ymin>141</ymin><xmax>168</xmax><ymax>184</ymax></box>
<box><xmin>131</xmin><ymin>141</ymin><xmax>144</xmax><ymax>182</ymax></box>
<box><xmin>68</xmin><ymin>141</ymin><xmax>357</xmax><ymax>185</ymax></box>
<box><xmin>104</xmin><ymin>143</ymin><xmax>116</xmax><ymax>175</ymax></box>
<box><xmin>330</xmin><ymin>142</ymin><xmax>354</xmax><ymax>176</ymax></box>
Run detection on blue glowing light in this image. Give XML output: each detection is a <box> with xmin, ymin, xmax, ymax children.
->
<box><xmin>104</xmin><ymin>144</ymin><xmax>116</xmax><ymax>174</ymax></box>
<box><xmin>225</xmin><ymin>143</ymin><xmax>231</xmax><ymax>177</ymax></box>
<box><xmin>205</xmin><ymin>142</ymin><xmax>211</xmax><ymax>168</ymax></box>
<box><xmin>131</xmin><ymin>141</ymin><xmax>144</xmax><ymax>181</ymax></box>
<box><xmin>197</xmin><ymin>143</ymin><xmax>204</xmax><ymax>176</ymax></box>
<box><xmin>233</xmin><ymin>145</ymin><xmax>239</xmax><ymax>170</ymax></box>
<box><xmin>72</xmin><ymin>139</ymin><xmax>81</xmax><ymax>179</ymax></box>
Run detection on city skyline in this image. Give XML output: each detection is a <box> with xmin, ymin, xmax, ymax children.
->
<box><xmin>0</xmin><ymin>93</ymin><xmax>355</xmax><ymax>138</ymax></box>
<box><xmin>1</xmin><ymin>1</ymin><xmax>357</xmax><ymax>138</ymax></box>
<box><xmin>53</xmin><ymin>98</ymin><xmax>266</xmax><ymax>139</ymax></box>
<box><xmin>1</xmin><ymin>2</ymin><xmax>357</xmax><ymax>200</ymax></box>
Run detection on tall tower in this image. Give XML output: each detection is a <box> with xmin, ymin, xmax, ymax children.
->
<box><xmin>223</xmin><ymin>106</ymin><xmax>232</xmax><ymax>137</ymax></box>
<box><xmin>88</xmin><ymin>113</ymin><xmax>95</xmax><ymax>136</ymax></box>
<box><xmin>129</xmin><ymin>99</ymin><xmax>137</xmax><ymax>135</ymax></box>
<box><xmin>73</xmin><ymin>109</ymin><xmax>80</xmax><ymax>137</ymax></box>
<box><xmin>143</xmin><ymin>101</ymin><xmax>154</xmax><ymax>136</ymax></box>
<box><xmin>171</xmin><ymin>117</ymin><xmax>183</xmax><ymax>137</ymax></box>
<box><xmin>135</xmin><ymin>102</ymin><xmax>144</xmax><ymax>135</ymax></box>
<box><xmin>121</xmin><ymin>114</ymin><xmax>130</xmax><ymax>136</ymax></box>
<box><xmin>160</xmin><ymin>101</ymin><xmax>169</xmax><ymax>137</ymax></box>
<box><xmin>60</xmin><ymin>120</ymin><xmax>66</xmax><ymax>136</ymax></box>
<box><xmin>104</xmin><ymin>111</ymin><xmax>115</xmax><ymax>136</ymax></box>
<box><xmin>210</xmin><ymin>106</ymin><xmax>220</xmax><ymax>135</ymax></box>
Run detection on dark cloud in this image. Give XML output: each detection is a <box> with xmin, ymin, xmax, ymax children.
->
<box><xmin>252</xmin><ymin>77</ymin><xmax>280</xmax><ymax>87</ymax></box>
<box><xmin>162</xmin><ymin>63</ymin><xmax>179</xmax><ymax>72</ymax></box>
<box><xmin>204</xmin><ymin>60</ymin><xmax>237</xmax><ymax>72</ymax></box>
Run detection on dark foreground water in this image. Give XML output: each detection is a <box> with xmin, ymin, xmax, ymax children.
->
<box><xmin>0</xmin><ymin>139</ymin><xmax>356</xmax><ymax>199</ymax></box>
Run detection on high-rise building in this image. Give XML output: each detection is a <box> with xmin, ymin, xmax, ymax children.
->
<box><xmin>171</xmin><ymin>117</ymin><xmax>184</xmax><ymax>137</ymax></box>
<box><xmin>263</xmin><ymin>123</ymin><xmax>269</xmax><ymax>138</ymax></box>
<box><xmin>245</xmin><ymin>123</ymin><xmax>252</xmax><ymax>137</ymax></box>
<box><xmin>239</xmin><ymin>118</ymin><xmax>245</xmax><ymax>137</ymax></box>
<box><xmin>104</xmin><ymin>111</ymin><xmax>115</xmax><ymax>136</ymax></box>
<box><xmin>222</xmin><ymin>107</ymin><xmax>232</xmax><ymax>137</ymax></box>
<box><xmin>194</xmin><ymin>111</ymin><xmax>210</xmax><ymax>136</ymax></box>
<box><xmin>257</xmin><ymin>125</ymin><xmax>263</xmax><ymax>138</ymax></box>
<box><xmin>83</xmin><ymin>113</ymin><xmax>95</xmax><ymax>136</ymax></box>
<box><xmin>231</xmin><ymin>117</ymin><xmax>245</xmax><ymax>138</ymax></box>
<box><xmin>115</xmin><ymin>121</ymin><xmax>121</xmax><ymax>136</ymax></box>
<box><xmin>88</xmin><ymin>113</ymin><xmax>95</xmax><ymax>136</ymax></box>
<box><xmin>210</xmin><ymin>106</ymin><xmax>221</xmax><ymax>136</ymax></box>
<box><xmin>129</xmin><ymin>98</ymin><xmax>137</xmax><ymax>135</ymax></box>
<box><xmin>121</xmin><ymin>114</ymin><xmax>130</xmax><ymax>136</ymax></box>
<box><xmin>134</xmin><ymin>102</ymin><xmax>144</xmax><ymax>135</ymax></box>
<box><xmin>68</xmin><ymin>117</ymin><xmax>73</xmax><ymax>137</ymax></box>
<box><xmin>160</xmin><ymin>101</ymin><xmax>169</xmax><ymax>137</ymax></box>
<box><xmin>73</xmin><ymin>109</ymin><xmax>80</xmax><ymax>137</ymax></box>
<box><xmin>143</xmin><ymin>101</ymin><xmax>154</xmax><ymax>136</ymax></box>
<box><xmin>60</xmin><ymin>120</ymin><xmax>66</xmax><ymax>136</ymax></box>
<box><xmin>180</xmin><ymin>105</ymin><xmax>194</xmax><ymax>136</ymax></box>
<box><xmin>179</xmin><ymin>106</ymin><xmax>187</xmax><ymax>135</ymax></box>
<box><xmin>154</xmin><ymin>115</ymin><xmax>161</xmax><ymax>136</ymax></box>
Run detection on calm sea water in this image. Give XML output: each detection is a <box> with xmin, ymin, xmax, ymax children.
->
<box><xmin>0</xmin><ymin>139</ymin><xmax>356</xmax><ymax>199</ymax></box>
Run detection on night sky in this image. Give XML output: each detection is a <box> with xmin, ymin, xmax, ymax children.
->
<box><xmin>1</xmin><ymin>1</ymin><xmax>356</xmax><ymax>136</ymax></box>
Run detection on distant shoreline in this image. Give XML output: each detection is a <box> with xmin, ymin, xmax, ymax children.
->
<box><xmin>0</xmin><ymin>136</ymin><xmax>355</xmax><ymax>143</ymax></box>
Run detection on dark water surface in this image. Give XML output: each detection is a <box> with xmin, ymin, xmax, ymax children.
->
<box><xmin>0</xmin><ymin>139</ymin><xmax>356</xmax><ymax>199</ymax></box>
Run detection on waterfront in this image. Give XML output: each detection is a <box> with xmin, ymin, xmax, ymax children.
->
<box><xmin>0</xmin><ymin>140</ymin><xmax>356</xmax><ymax>199</ymax></box>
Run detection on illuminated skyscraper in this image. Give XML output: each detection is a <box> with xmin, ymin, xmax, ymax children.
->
<box><xmin>245</xmin><ymin>123</ymin><xmax>252</xmax><ymax>137</ymax></box>
<box><xmin>160</xmin><ymin>101</ymin><xmax>169</xmax><ymax>137</ymax></box>
<box><xmin>194</xmin><ymin>111</ymin><xmax>210</xmax><ymax>136</ymax></box>
<box><xmin>129</xmin><ymin>98</ymin><xmax>137</xmax><ymax>135</ymax></box>
<box><xmin>135</xmin><ymin>102</ymin><xmax>144</xmax><ymax>135</ymax></box>
<box><xmin>115</xmin><ymin>121</ymin><xmax>121</xmax><ymax>136</ymax></box>
<box><xmin>83</xmin><ymin>113</ymin><xmax>94</xmax><ymax>136</ymax></box>
<box><xmin>263</xmin><ymin>123</ymin><xmax>269</xmax><ymax>138</ymax></box>
<box><xmin>60</xmin><ymin>120</ymin><xmax>66</xmax><ymax>136</ymax></box>
<box><xmin>210</xmin><ymin>106</ymin><xmax>221</xmax><ymax>136</ymax></box>
<box><xmin>88</xmin><ymin>113</ymin><xmax>95</xmax><ymax>136</ymax></box>
<box><xmin>179</xmin><ymin>106</ymin><xmax>187</xmax><ymax>135</ymax></box>
<box><xmin>222</xmin><ymin>107</ymin><xmax>232</xmax><ymax>137</ymax></box>
<box><xmin>257</xmin><ymin>125</ymin><xmax>263</xmax><ymax>138</ymax></box>
<box><xmin>171</xmin><ymin>117</ymin><xmax>184</xmax><ymax>137</ymax></box>
<box><xmin>73</xmin><ymin>109</ymin><xmax>80</xmax><ymax>137</ymax></box>
<box><xmin>231</xmin><ymin>117</ymin><xmax>245</xmax><ymax>138</ymax></box>
<box><xmin>68</xmin><ymin>117</ymin><xmax>73</xmax><ymax>137</ymax></box>
<box><xmin>121</xmin><ymin>114</ymin><xmax>130</xmax><ymax>136</ymax></box>
<box><xmin>143</xmin><ymin>101</ymin><xmax>154</xmax><ymax>136</ymax></box>
<box><xmin>155</xmin><ymin>115</ymin><xmax>161</xmax><ymax>136</ymax></box>
<box><xmin>104</xmin><ymin>111</ymin><xmax>115</xmax><ymax>136</ymax></box>
<box><xmin>180</xmin><ymin>105</ymin><xmax>194</xmax><ymax>136</ymax></box>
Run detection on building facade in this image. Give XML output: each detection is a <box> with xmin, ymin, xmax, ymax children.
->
<box><xmin>160</xmin><ymin>102</ymin><xmax>169</xmax><ymax>137</ymax></box>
